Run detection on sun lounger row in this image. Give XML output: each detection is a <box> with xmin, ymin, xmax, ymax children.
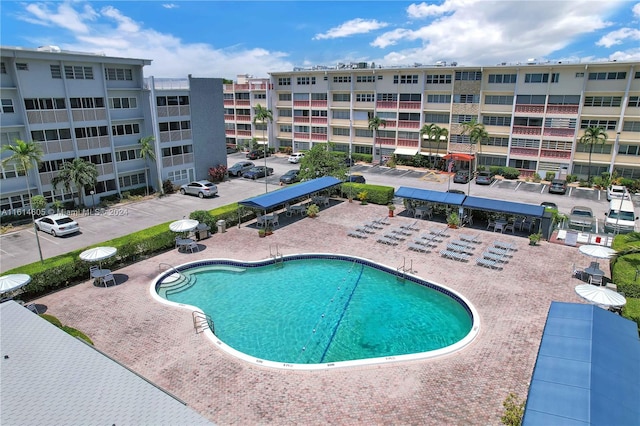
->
<box><xmin>493</xmin><ymin>240</ymin><xmax>517</xmax><ymax>251</ymax></box>
<box><xmin>476</xmin><ymin>257</ymin><xmax>504</xmax><ymax>270</ymax></box>
<box><xmin>377</xmin><ymin>236</ymin><xmax>399</xmax><ymax>245</ymax></box>
<box><xmin>440</xmin><ymin>249</ymin><xmax>471</xmax><ymax>262</ymax></box>
<box><xmin>476</xmin><ymin>241</ymin><xmax>515</xmax><ymax>269</ymax></box>
<box><xmin>459</xmin><ymin>233</ymin><xmax>482</xmax><ymax>244</ymax></box>
<box><xmin>446</xmin><ymin>242</ymin><xmax>475</xmax><ymax>255</ymax></box>
<box><xmin>408</xmin><ymin>243</ymin><xmax>431</xmax><ymax>253</ymax></box>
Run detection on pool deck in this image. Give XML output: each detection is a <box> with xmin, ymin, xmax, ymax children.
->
<box><xmin>33</xmin><ymin>200</ymin><xmax>595</xmax><ymax>425</ymax></box>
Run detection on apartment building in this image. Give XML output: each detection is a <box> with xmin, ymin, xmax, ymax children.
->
<box><xmin>0</xmin><ymin>46</ymin><xmax>225</xmax><ymax>213</ymax></box>
<box><xmin>223</xmin><ymin>74</ymin><xmax>271</xmax><ymax>149</ymax></box>
<box><xmin>266</xmin><ymin>60</ymin><xmax>639</xmax><ymax>180</ymax></box>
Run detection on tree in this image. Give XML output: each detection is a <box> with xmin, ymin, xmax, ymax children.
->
<box><xmin>368</xmin><ymin>116</ymin><xmax>387</xmax><ymax>165</ymax></box>
<box><xmin>52</xmin><ymin>158</ymin><xmax>98</xmax><ymax>207</ymax></box>
<box><xmin>432</xmin><ymin>125</ymin><xmax>449</xmax><ymax>162</ymax></box>
<box><xmin>1</xmin><ymin>139</ymin><xmax>45</xmax><ymax>263</ymax></box>
<box><xmin>419</xmin><ymin>123</ymin><xmax>437</xmax><ymax>156</ymax></box>
<box><xmin>138</xmin><ymin>135</ymin><xmax>156</xmax><ymax>196</ymax></box>
<box><xmin>297</xmin><ymin>144</ymin><xmax>345</xmax><ymax>182</ymax></box>
<box><xmin>420</xmin><ymin>123</ymin><xmax>449</xmax><ymax>166</ymax></box>
<box><xmin>461</xmin><ymin>118</ymin><xmax>488</xmax><ymax>174</ymax></box>
<box><xmin>578</xmin><ymin>125</ymin><xmax>608</xmax><ymax>183</ymax></box>
<box><xmin>253</xmin><ymin>104</ymin><xmax>273</xmax><ymax>193</ymax></box>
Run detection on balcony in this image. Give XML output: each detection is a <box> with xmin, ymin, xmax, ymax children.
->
<box><xmin>311</xmin><ymin>117</ymin><xmax>327</xmax><ymax>124</ymax></box>
<box><xmin>293</xmin><ymin>116</ymin><xmax>310</xmax><ymax>123</ymax></box>
<box><xmin>540</xmin><ymin>149</ymin><xmax>571</xmax><ymax>159</ymax></box>
<box><xmin>510</xmin><ymin>147</ymin><xmax>538</xmax><ymax>157</ymax></box>
<box><xmin>374</xmin><ymin>137</ymin><xmax>396</xmax><ymax>146</ymax></box>
<box><xmin>515</xmin><ymin>105</ymin><xmax>544</xmax><ymax>114</ymax></box>
<box><xmin>397</xmin><ymin>139</ymin><xmax>419</xmax><ymax>148</ymax></box>
<box><xmin>225</xmin><ymin>129</ymin><xmax>236</xmax><ymax>136</ymax></box>
<box><xmin>235</xmin><ymin>100</ymin><xmax>250</xmax><ymax>106</ymax></box>
<box><xmin>236</xmin><ymin>115</ymin><xmax>251</xmax><ymax>122</ymax></box>
<box><xmin>513</xmin><ymin>126</ymin><xmax>542</xmax><ymax>136</ymax></box>
<box><xmin>156</xmin><ymin>105</ymin><xmax>190</xmax><ymax>118</ymax></box>
<box><xmin>294</xmin><ymin>132</ymin><xmax>310</xmax><ymax>140</ymax></box>
<box><xmin>397</xmin><ymin>121</ymin><xmax>420</xmax><ymax>129</ymax></box>
<box><xmin>311</xmin><ymin>133</ymin><xmax>328</xmax><ymax>141</ymax></box>
<box><xmin>398</xmin><ymin>101</ymin><xmax>421</xmax><ymax>110</ymax></box>
<box><xmin>546</xmin><ymin>105</ymin><xmax>579</xmax><ymax>114</ymax></box>
<box><xmin>294</xmin><ymin>100</ymin><xmax>310</xmax><ymax>107</ymax></box>
<box><xmin>224</xmin><ymin>114</ymin><xmax>235</xmax><ymax>121</ymax></box>
<box><xmin>376</xmin><ymin>101</ymin><xmax>397</xmax><ymax>109</ymax></box>
<box><xmin>236</xmin><ymin>130</ymin><xmax>252</xmax><ymax>136</ymax></box>
<box><xmin>311</xmin><ymin>100</ymin><xmax>327</xmax><ymax>108</ymax></box>
<box><xmin>543</xmin><ymin>128</ymin><xmax>575</xmax><ymax>138</ymax></box>
<box><xmin>381</xmin><ymin>120</ymin><xmax>397</xmax><ymax>128</ymax></box>
<box><xmin>223</xmin><ymin>100</ymin><xmax>234</xmax><ymax>107</ymax></box>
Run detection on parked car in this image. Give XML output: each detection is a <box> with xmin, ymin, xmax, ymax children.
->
<box><xmin>226</xmin><ymin>144</ymin><xmax>238</xmax><ymax>154</ymax></box>
<box><xmin>607</xmin><ymin>184</ymin><xmax>629</xmax><ymax>201</ymax></box>
<box><xmin>548</xmin><ymin>179</ymin><xmax>567</xmax><ymax>194</ymax></box>
<box><xmin>228</xmin><ymin>161</ymin><xmax>255</xmax><ymax>177</ymax></box>
<box><xmin>288</xmin><ymin>152</ymin><xmax>305</xmax><ymax>163</ymax></box>
<box><xmin>344</xmin><ymin>157</ymin><xmax>355</xmax><ymax>167</ymax></box>
<box><xmin>246</xmin><ymin>149</ymin><xmax>269</xmax><ymax>160</ymax></box>
<box><xmin>243</xmin><ymin>166</ymin><xmax>274</xmax><ymax>180</ymax></box>
<box><xmin>475</xmin><ymin>171</ymin><xmax>494</xmax><ymax>185</ymax></box>
<box><xmin>346</xmin><ymin>173</ymin><xmax>366</xmax><ymax>184</ymax></box>
<box><xmin>447</xmin><ymin>189</ymin><xmax>465</xmax><ymax>195</ymax></box>
<box><xmin>180</xmin><ymin>180</ymin><xmax>218</xmax><ymax>198</ymax></box>
<box><xmin>453</xmin><ymin>171</ymin><xmax>470</xmax><ymax>184</ymax></box>
<box><xmin>35</xmin><ymin>213</ymin><xmax>80</xmax><ymax>237</ymax></box>
<box><xmin>279</xmin><ymin>169</ymin><xmax>300</xmax><ymax>184</ymax></box>
<box><xmin>540</xmin><ymin>201</ymin><xmax>558</xmax><ymax>210</ymax></box>
<box><xmin>569</xmin><ymin>206</ymin><xmax>594</xmax><ymax>230</ymax></box>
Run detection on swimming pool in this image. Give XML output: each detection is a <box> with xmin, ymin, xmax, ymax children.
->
<box><xmin>152</xmin><ymin>254</ymin><xmax>479</xmax><ymax>370</ymax></box>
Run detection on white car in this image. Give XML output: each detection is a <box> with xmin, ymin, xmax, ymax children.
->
<box><xmin>35</xmin><ymin>213</ymin><xmax>80</xmax><ymax>237</ymax></box>
<box><xmin>288</xmin><ymin>152</ymin><xmax>304</xmax><ymax>163</ymax></box>
<box><xmin>180</xmin><ymin>180</ymin><xmax>218</xmax><ymax>198</ymax></box>
<box><xmin>607</xmin><ymin>185</ymin><xmax>630</xmax><ymax>201</ymax></box>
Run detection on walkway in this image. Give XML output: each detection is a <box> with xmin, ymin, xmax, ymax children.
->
<box><xmin>33</xmin><ymin>200</ymin><xmax>593</xmax><ymax>425</ymax></box>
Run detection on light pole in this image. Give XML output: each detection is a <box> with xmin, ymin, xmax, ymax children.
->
<box><xmin>90</xmin><ymin>190</ymin><xmax>96</xmax><ymax>211</ymax></box>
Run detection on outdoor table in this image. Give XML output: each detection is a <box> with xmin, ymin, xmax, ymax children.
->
<box><xmin>291</xmin><ymin>205</ymin><xmax>306</xmax><ymax>215</ymax></box>
<box><xmin>176</xmin><ymin>238</ymin><xmax>195</xmax><ymax>252</ymax></box>
<box><xmin>584</xmin><ymin>266</ymin><xmax>605</xmax><ymax>277</ymax></box>
<box><xmin>494</xmin><ymin>220</ymin><xmax>508</xmax><ymax>233</ymax></box>
<box><xmin>90</xmin><ymin>268</ymin><xmax>112</xmax><ymax>286</ymax></box>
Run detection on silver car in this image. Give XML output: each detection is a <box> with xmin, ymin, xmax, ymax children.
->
<box><xmin>35</xmin><ymin>213</ymin><xmax>80</xmax><ymax>237</ymax></box>
<box><xmin>180</xmin><ymin>180</ymin><xmax>218</xmax><ymax>198</ymax></box>
<box><xmin>228</xmin><ymin>161</ymin><xmax>255</xmax><ymax>177</ymax></box>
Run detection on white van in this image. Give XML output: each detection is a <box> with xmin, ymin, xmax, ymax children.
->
<box><xmin>604</xmin><ymin>199</ymin><xmax>638</xmax><ymax>234</ymax></box>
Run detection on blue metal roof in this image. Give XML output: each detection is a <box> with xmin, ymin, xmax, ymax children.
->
<box><xmin>239</xmin><ymin>176</ymin><xmax>342</xmax><ymax>210</ymax></box>
<box><xmin>523</xmin><ymin>302</ymin><xmax>640</xmax><ymax>426</ymax></box>
<box><xmin>462</xmin><ymin>195</ymin><xmax>545</xmax><ymax>217</ymax></box>
<box><xmin>395</xmin><ymin>186</ymin><xmax>466</xmax><ymax>205</ymax></box>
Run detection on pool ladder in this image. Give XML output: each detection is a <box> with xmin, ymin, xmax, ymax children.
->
<box><xmin>192</xmin><ymin>311</ymin><xmax>214</xmax><ymax>334</ymax></box>
<box><xmin>397</xmin><ymin>258</ymin><xmax>415</xmax><ymax>280</ymax></box>
<box><xmin>270</xmin><ymin>244</ymin><xmax>284</xmax><ymax>266</ymax></box>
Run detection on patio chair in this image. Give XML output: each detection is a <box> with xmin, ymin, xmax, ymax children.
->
<box><xmin>376</xmin><ymin>236</ymin><xmax>398</xmax><ymax>246</ymax></box>
<box><xmin>572</xmin><ymin>263</ymin><xmax>585</xmax><ymax>281</ymax></box>
<box><xmin>285</xmin><ymin>204</ymin><xmax>294</xmax><ymax>217</ymax></box>
<box><xmin>589</xmin><ymin>274</ymin><xmax>604</xmax><ymax>286</ymax></box>
<box><xmin>400</xmin><ymin>220</ymin><xmax>420</xmax><ymax>231</ymax></box>
<box><xmin>89</xmin><ymin>265</ymin><xmax>99</xmax><ymax>279</ymax></box>
<box><xmin>459</xmin><ymin>234</ymin><xmax>481</xmax><ymax>244</ymax></box>
<box><xmin>186</xmin><ymin>241</ymin><xmax>199</xmax><ymax>253</ymax></box>
<box><xmin>476</xmin><ymin>257</ymin><xmax>503</xmax><ymax>270</ymax></box>
<box><xmin>102</xmin><ymin>273</ymin><xmax>116</xmax><ymax>287</ymax></box>
<box><xmin>256</xmin><ymin>216</ymin><xmax>266</xmax><ymax>228</ymax></box>
<box><xmin>271</xmin><ymin>214</ymin><xmax>280</xmax><ymax>227</ymax></box>
<box><xmin>487</xmin><ymin>220</ymin><xmax>496</xmax><ymax>231</ymax></box>
<box><xmin>504</xmin><ymin>222</ymin><xmax>515</xmax><ymax>234</ymax></box>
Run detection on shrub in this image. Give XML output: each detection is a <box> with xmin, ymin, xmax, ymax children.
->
<box><xmin>352</xmin><ymin>153</ymin><xmax>373</xmax><ymax>163</ymax></box>
<box><xmin>578</xmin><ymin>180</ymin><xmax>591</xmax><ymax>187</ymax></box>
<box><xmin>532</xmin><ymin>173</ymin><xmax>541</xmax><ymax>183</ymax></box>
<box><xmin>40</xmin><ymin>314</ymin><xmax>63</xmax><ymax>328</ymax></box>
<box><xmin>163</xmin><ymin>179</ymin><xmax>175</xmax><ymax>194</ymax></box>
<box><xmin>341</xmin><ymin>183</ymin><xmax>394</xmax><ymax>205</ymax></box>
<box><xmin>545</xmin><ymin>171</ymin><xmax>556</xmax><ymax>181</ymax></box>
<box><xmin>489</xmin><ymin>166</ymin><xmax>504</xmax><ymax>176</ymax></box>
<box><xmin>189</xmin><ymin>210</ymin><xmax>216</xmax><ymax>230</ymax></box>
<box><xmin>622</xmin><ymin>298</ymin><xmax>640</xmax><ymax>332</ymax></box>
<box><xmin>501</xmin><ymin>393</ymin><xmax>525</xmax><ymax>426</ymax></box>
<box><xmin>208</xmin><ymin>164</ymin><xmax>227</xmax><ymax>182</ymax></box>
<box><xmin>501</xmin><ymin>167</ymin><xmax>521</xmax><ymax>180</ymax></box>
<box><xmin>565</xmin><ymin>174</ymin><xmax>578</xmax><ymax>183</ymax></box>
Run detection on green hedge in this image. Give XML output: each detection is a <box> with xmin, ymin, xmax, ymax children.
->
<box><xmin>622</xmin><ymin>298</ymin><xmax>640</xmax><ymax>332</ymax></box>
<box><xmin>340</xmin><ymin>183</ymin><xmax>394</xmax><ymax>204</ymax></box>
<box><xmin>611</xmin><ymin>233</ymin><xmax>640</xmax><ymax>328</ymax></box>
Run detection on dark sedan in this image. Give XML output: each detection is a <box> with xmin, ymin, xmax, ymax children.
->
<box><xmin>548</xmin><ymin>179</ymin><xmax>567</xmax><ymax>194</ymax></box>
<box><xmin>243</xmin><ymin>166</ymin><xmax>274</xmax><ymax>180</ymax></box>
<box><xmin>279</xmin><ymin>169</ymin><xmax>300</xmax><ymax>184</ymax></box>
<box><xmin>246</xmin><ymin>149</ymin><xmax>270</xmax><ymax>160</ymax></box>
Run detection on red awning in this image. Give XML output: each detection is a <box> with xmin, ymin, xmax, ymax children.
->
<box><xmin>444</xmin><ymin>153</ymin><xmax>475</xmax><ymax>161</ymax></box>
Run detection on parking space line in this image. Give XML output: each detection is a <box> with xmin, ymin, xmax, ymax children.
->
<box><xmin>26</xmin><ymin>229</ymin><xmax>60</xmax><ymax>245</ymax></box>
<box><xmin>0</xmin><ymin>247</ymin><xmax>15</xmax><ymax>256</ymax></box>
<box><xmin>514</xmin><ymin>181</ymin><xmax>523</xmax><ymax>191</ymax></box>
<box><xmin>540</xmin><ymin>185</ymin><xmax>547</xmax><ymax>194</ymax></box>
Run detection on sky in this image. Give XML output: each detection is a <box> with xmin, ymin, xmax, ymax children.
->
<box><xmin>1</xmin><ymin>1</ymin><xmax>639</xmax><ymax>80</ymax></box>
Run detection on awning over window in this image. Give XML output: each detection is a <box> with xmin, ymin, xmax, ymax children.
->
<box><xmin>239</xmin><ymin>176</ymin><xmax>341</xmax><ymax>210</ymax></box>
<box><xmin>393</xmin><ymin>148</ymin><xmax>419</xmax><ymax>156</ymax></box>
<box><xmin>395</xmin><ymin>186</ymin><xmax>466</xmax><ymax>205</ymax></box>
<box><xmin>444</xmin><ymin>153</ymin><xmax>474</xmax><ymax>161</ymax></box>
<box><xmin>462</xmin><ymin>196</ymin><xmax>545</xmax><ymax>217</ymax></box>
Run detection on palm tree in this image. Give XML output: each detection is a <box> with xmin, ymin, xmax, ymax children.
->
<box><xmin>578</xmin><ymin>125</ymin><xmax>608</xmax><ymax>183</ymax></box>
<box><xmin>420</xmin><ymin>123</ymin><xmax>449</xmax><ymax>166</ymax></box>
<box><xmin>52</xmin><ymin>158</ymin><xmax>98</xmax><ymax>207</ymax></box>
<box><xmin>138</xmin><ymin>135</ymin><xmax>156</xmax><ymax>196</ymax></box>
<box><xmin>368</xmin><ymin>116</ymin><xmax>387</xmax><ymax>165</ymax></box>
<box><xmin>461</xmin><ymin>118</ymin><xmax>489</xmax><ymax>173</ymax></box>
<box><xmin>253</xmin><ymin>104</ymin><xmax>273</xmax><ymax>193</ymax></box>
<box><xmin>419</xmin><ymin>123</ymin><xmax>437</xmax><ymax>157</ymax></box>
<box><xmin>1</xmin><ymin>139</ymin><xmax>45</xmax><ymax>263</ymax></box>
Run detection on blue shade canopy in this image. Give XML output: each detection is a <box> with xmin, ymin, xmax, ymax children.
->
<box><xmin>462</xmin><ymin>196</ymin><xmax>545</xmax><ymax>217</ymax></box>
<box><xmin>523</xmin><ymin>302</ymin><xmax>640</xmax><ymax>426</ymax></box>
<box><xmin>394</xmin><ymin>186</ymin><xmax>466</xmax><ymax>205</ymax></box>
<box><xmin>239</xmin><ymin>176</ymin><xmax>342</xmax><ymax>210</ymax></box>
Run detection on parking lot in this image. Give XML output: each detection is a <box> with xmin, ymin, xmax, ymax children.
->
<box><xmin>1</xmin><ymin>152</ymin><xmax>623</xmax><ymax>272</ymax></box>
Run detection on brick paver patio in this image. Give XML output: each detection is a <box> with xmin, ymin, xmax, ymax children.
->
<box><xmin>33</xmin><ymin>200</ymin><xmax>592</xmax><ymax>425</ymax></box>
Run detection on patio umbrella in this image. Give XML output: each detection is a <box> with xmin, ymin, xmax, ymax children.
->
<box><xmin>0</xmin><ymin>274</ymin><xmax>31</xmax><ymax>296</ymax></box>
<box><xmin>80</xmin><ymin>246</ymin><xmax>117</xmax><ymax>269</ymax></box>
<box><xmin>579</xmin><ymin>245</ymin><xmax>616</xmax><ymax>259</ymax></box>
<box><xmin>575</xmin><ymin>284</ymin><xmax>626</xmax><ymax>307</ymax></box>
<box><xmin>169</xmin><ymin>219</ymin><xmax>199</xmax><ymax>233</ymax></box>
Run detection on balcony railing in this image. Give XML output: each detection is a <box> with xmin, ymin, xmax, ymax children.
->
<box><xmin>293</xmin><ymin>116</ymin><xmax>310</xmax><ymax>123</ymax></box>
<box><xmin>236</xmin><ymin>115</ymin><xmax>251</xmax><ymax>122</ymax></box>
<box><xmin>311</xmin><ymin>100</ymin><xmax>327</xmax><ymax>108</ymax></box>
<box><xmin>513</xmin><ymin>126</ymin><xmax>542</xmax><ymax>136</ymax></box>
<box><xmin>294</xmin><ymin>100</ymin><xmax>310</xmax><ymax>107</ymax></box>
<box><xmin>546</xmin><ymin>105</ymin><xmax>579</xmax><ymax>114</ymax></box>
<box><xmin>311</xmin><ymin>117</ymin><xmax>327</xmax><ymax>124</ymax></box>
<box><xmin>397</xmin><ymin>139</ymin><xmax>419</xmax><ymax>147</ymax></box>
<box><xmin>311</xmin><ymin>133</ymin><xmax>328</xmax><ymax>141</ymax></box>
<box><xmin>236</xmin><ymin>130</ymin><xmax>252</xmax><ymax>136</ymax></box>
<box><xmin>543</xmin><ymin>128</ymin><xmax>575</xmax><ymax>138</ymax></box>
<box><xmin>398</xmin><ymin>101</ymin><xmax>421</xmax><ymax>110</ymax></box>
<box><xmin>540</xmin><ymin>149</ymin><xmax>571</xmax><ymax>159</ymax></box>
<box><xmin>223</xmin><ymin>100</ymin><xmax>234</xmax><ymax>107</ymax></box>
<box><xmin>397</xmin><ymin>120</ymin><xmax>420</xmax><ymax>129</ymax></box>
<box><xmin>376</xmin><ymin>101</ymin><xmax>397</xmax><ymax>109</ymax></box>
<box><xmin>514</xmin><ymin>105</ymin><xmax>544</xmax><ymax>114</ymax></box>
<box><xmin>235</xmin><ymin>100</ymin><xmax>250</xmax><ymax>106</ymax></box>
<box><xmin>294</xmin><ymin>132</ymin><xmax>310</xmax><ymax>140</ymax></box>
<box><xmin>374</xmin><ymin>137</ymin><xmax>396</xmax><ymax>146</ymax></box>
<box><xmin>225</xmin><ymin>129</ymin><xmax>236</xmax><ymax>136</ymax></box>
<box><xmin>510</xmin><ymin>147</ymin><xmax>538</xmax><ymax>157</ymax></box>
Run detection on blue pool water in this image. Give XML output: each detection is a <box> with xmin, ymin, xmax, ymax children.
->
<box><xmin>156</xmin><ymin>255</ymin><xmax>475</xmax><ymax>366</ymax></box>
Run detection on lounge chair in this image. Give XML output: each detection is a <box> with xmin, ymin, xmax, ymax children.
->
<box><xmin>476</xmin><ymin>257</ymin><xmax>503</xmax><ymax>270</ymax></box>
<box><xmin>400</xmin><ymin>220</ymin><xmax>420</xmax><ymax>231</ymax></box>
<box><xmin>356</xmin><ymin>225</ymin><xmax>376</xmax><ymax>234</ymax></box>
<box><xmin>375</xmin><ymin>217</ymin><xmax>391</xmax><ymax>226</ymax></box>
<box><xmin>408</xmin><ymin>243</ymin><xmax>430</xmax><ymax>253</ymax></box>
<box><xmin>482</xmin><ymin>252</ymin><xmax>508</xmax><ymax>263</ymax></box>
<box><xmin>391</xmin><ymin>227</ymin><xmax>412</xmax><ymax>236</ymax></box>
<box><xmin>384</xmin><ymin>232</ymin><xmax>405</xmax><ymax>241</ymax></box>
<box><xmin>348</xmin><ymin>229</ymin><xmax>368</xmax><ymax>238</ymax></box>
<box><xmin>493</xmin><ymin>241</ymin><xmax>517</xmax><ymax>251</ymax></box>
<box><xmin>459</xmin><ymin>233</ymin><xmax>481</xmax><ymax>244</ymax></box>
<box><xmin>377</xmin><ymin>236</ymin><xmax>398</xmax><ymax>245</ymax></box>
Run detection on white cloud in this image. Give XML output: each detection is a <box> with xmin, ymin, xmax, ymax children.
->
<box><xmin>162</xmin><ymin>4</ymin><xmax>179</xmax><ymax>9</ymax></box>
<box><xmin>406</xmin><ymin>0</ymin><xmax>467</xmax><ymax>18</ymax></box>
<box><xmin>597</xmin><ymin>27</ymin><xmax>640</xmax><ymax>47</ymax></box>
<box><xmin>633</xmin><ymin>2</ymin><xmax>640</xmax><ymax>17</ymax></box>
<box><xmin>17</xmin><ymin>1</ymin><xmax>293</xmax><ymax>78</ymax></box>
<box><xmin>313</xmin><ymin>18</ymin><xmax>389</xmax><ymax>40</ymax></box>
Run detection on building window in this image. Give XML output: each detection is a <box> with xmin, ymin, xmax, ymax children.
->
<box><xmin>399</xmin><ymin>93</ymin><xmax>421</xmax><ymax>102</ymax></box>
<box><xmin>488</xmin><ymin>74</ymin><xmax>517</xmax><ymax>83</ymax></box>
<box><xmin>455</xmin><ymin>71</ymin><xmax>482</xmax><ymax>81</ymax></box>
<box><xmin>511</xmin><ymin>138</ymin><xmax>540</xmax><ymax>148</ymax></box>
<box><xmin>278</xmin><ymin>93</ymin><xmax>292</xmax><ymax>101</ymax></box>
<box><xmin>80</xmin><ymin>153</ymin><xmax>113</xmax><ymax>165</ymax></box>
<box><xmin>424</xmin><ymin>113</ymin><xmax>449</xmax><ymax>124</ymax></box>
<box><xmin>64</xmin><ymin>65</ymin><xmax>93</xmax><ymax>79</ymax></box>
<box><xmin>354</xmin><ymin>93</ymin><xmax>373</xmax><ymax>102</ymax></box>
<box><xmin>548</xmin><ymin>95</ymin><xmax>580</xmax><ymax>105</ymax></box>
<box><xmin>0</xmin><ymin>62</ymin><xmax>6</xmax><ymax>73</ymax></box>
<box><xmin>109</xmin><ymin>97</ymin><xmax>138</xmax><ymax>109</ymax></box>
<box><xmin>482</xmin><ymin>137</ymin><xmax>509</xmax><ymax>147</ymax></box>
<box><xmin>332</xmin><ymin>93</ymin><xmax>351</xmax><ymax>102</ymax></box>
<box><xmin>627</xmin><ymin>96</ymin><xmax>640</xmax><ymax>107</ymax></box>
<box><xmin>575</xmin><ymin>143</ymin><xmax>611</xmax><ymax>154</ymax></box>
<box><xmin>485</xmin><ymin>95</ymin><xmax>513</xmax><ymax>105</ymax></box>
<box><xmin>278</xmin><ymin>77</ymin><xmax>291</xmax><ymax>86</ymax></box>
<box><xmin>158</xmin><ymin>121</ymin><xmax>190</xmax><ymax>132</ymax></box>
<box><xmin>514</xmin><ymin>117</ymin><xmax>542</xmax><ymax>127</ymax></box>
<box><xmin>551</xmin><ymin>73</ymin><xmax>560</xmax><ymax>83</ymax></box>
<box><xmin>524</xmin><ymin>73</ymin><xmax>549</xmax><ymax>83</ymax></box>
<box><xmin>294</xmin><ymin>125</ymin><xmax>309</xmax><ymax>133</ymax></box>
<box><xmin>156</xmin><ymin>96</ymin><xmax>189</xmax><ymax>106</ymax></box>
<box><xmin>50</xmin><ymin>65</ymin><xmax>62</xmax><ymax>79</ymax></box>
<box><xmin>355</xmin><ymin>129</ymin><xmax>373</xmax><ymax>137</ymax></box>
<box><xmin>516</xmin><ymin>94</ymin><xmax>546</xmax><ymax>104</ymax></box>
<box><xmin>293</xmin><ymin>93</ymin><xmax>309</xmax><ymax>101</ymax></box>
<box><xmin>356</xmin><ymin>75</ymin><xmax>375</xmax><ymax>83</ymax></box>
<box><xmin>580</xmin><ymin>119</ymin><xmax>616</xmax><ymax>130</ymax></box>
<box><xmin>70</xmin><ymin>97</ymin><xmax>105</xmax><ymax>109</ymax></box>
<box><xmin>635</xmin><ymin>71</ymin><xmax>640</xmax><ymax>79</ymax></box>
<box><xmin>253</xmin><ymin>93</ymin><xmax>266</xmax><ymax>99</ymax></box>
<box><xmin>161</xmin><ymin>144</ymin><xmax>193</xmax><ymax>157</ymax></box>
<box><xmin>75</xmin><ymin>126</ymin><xmax>108</xmax><ymax>138</ymax></box>
<box><xmin>24</xmin><ymin>98</ymin><xmax>66</xmax><ymax>110</ymax></box>
<box><xmin>453</xmin><ymin>94</ymin><xmax>479</xmax><ymax>103</ymax></box>
<box><xmin>618</xmin><ymin>144</ymin><xmax>640</xmax><ymax>155</ymax></box>
<box><xmin>296</xmin><ymin>76</ymin><xmax>315</xmax><ymax>85</ymax></box>
<box><xmin>427</xmin><ymin>94</ymin><xmax>451</xmax><ymax>103</ymax></box>
<box><xmin>112</xmin><ymin>123</ymin><xmax>141</xmax><ymax>136</ymax></box>
<box><xmin>398</xmin><ymin>112</ymin><xmax>420</xmax><ymax>122</ymax></box>
<box><xmin>223</xmin><ymin>93</ymin><xmax>234</xmax><ymax>100</ymax></box>
<box><xmin>575</xmin><ymin>72</ymin><xmax>585</xmax><ymax>78</ymax></box>
<box><xmin>16</xmin><ymin>63</ymin><xmax>28</xmax><ymax>71</ymax></box>
<box><xmin>311</xmin><ymin>93</ymin><xmax>327</xmax><ymax>101</ymax></box>
<box><xmin>332</xmin><ymin>110</ymin><xmax>350</xmax><ymax>119</ymax></box>
<box><xmin>311</xmin><ymin>110</ymin><xmax>327</xmax><ymax>117</ymax></box>
<box><xmin>311</xmin><ymin>126</ymin><xmax>327</xmax><ymax>134</ymax></box>
<box><xmin>393</xmin><ymin>74</ymin><xmax>418</xmax><ymax>84</ymax></box>
<box><xmin>105</xmin><ymin>67</ymin><xmax>133</xmax><ymax>81</ymax></box>
<box><xmin>426</xmin><ymin>74</ymin><xmax>452</xmax><ymax>84</ymax></box>
<box><xmin>398</xmin><ymin>131</ymin><xmax>419</xmax><ymax>140</ymax></box>
<box><xmin>622</xmin><ymin>121</ymin><xmax>640</xmax><ymax>132</ymax></box>
<box><xmin>482</xmin><ymin>115</ymin><xmax>511</xmax><ymax>126</ymax></box>
<box><xmin>279</xmin><ymin>125</ymin><xmax>292</xmax><ymax>133</ymax></box>
<box><xmin>333</xmin><ymin>76</ymin><xmax>351</xmax><ymax>83</ymax></box>
<box><xmin>544</xmin><ymin>118</ymin><xmax>576</xmax><ymax>129</ymax></box>
<box><xmin>377</xmin><ymin>111</ymin><xmax>396</xmax><ymax>120</ymax></box>
<box><xmin>452</xmin><ymin>114</ymin><xmax>475</xmax><ymax>124</ymax></box>
<box><xmin>377</xmin><ymin>93</ymin><xmax>397</xmax><ymax>102</ymax></box>
<box><xmin>588</xmin><ymin>72</ymin><xmax>626</xmax><ymax>80</ymax></box>
<box><xmin>584</xmin><ymin>96</ymin><xmax>622</xmax><ymax>107</ymax></box>
<box><xmin>30</xmin><ymin>128</ymin><xmax>72</xmax><ymax>142</ymax></box>
<box><xmin>1</xmin><ymin>99</ymin><xmax>14</xmax><ymax>113</ymax></box>
<box><xmin>116</xmin><ymin>148</ymin><xmax>142</xmax><ymax>161</ymax></box>
<box><xmin>119</xmin><ymin>172</ymin><xmax>146</xmax><ymax>189</ymax></box>
<box><xmin>278</xmin><ymin>108</ymin><xmax>292</xmax><ymax>117</ymax></box>
<box><xmin>377</xmin><ymin>130</ymin><xmax>395</xmax><ymax>138</ymax></box>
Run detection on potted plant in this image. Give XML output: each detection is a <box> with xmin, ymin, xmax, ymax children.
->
<box><xmin>265</xmin><ymin>225</ymin><xmax>273</xmax><ymax>236</ymax></box>
<box><xmin>258</xmin><ymin>228</ymin><xmax>266</xmax><ymax>238</ymax></box>
<box><xmin>357</xmin><ymin>191</ymin><xmax>368</xmax><ymax>205</ymax></box>
<box><xmin>528</xmin><ymin>232</ymin><xmax>542</xmax><ymax>246</ymax></box>
<box><xmin>387</xmin><ymin>203</ymin><xmax>396</xmax><ymax>217</ymax></box>
<box><xmin>447</xmin><ymin>212</ymin><xmax>460</xmax><ymax>229</ymax></box>
<box><xmin>307</xmin><ymin>203</ymin><xmax>320</xmax><ymax>218</ymax></box>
